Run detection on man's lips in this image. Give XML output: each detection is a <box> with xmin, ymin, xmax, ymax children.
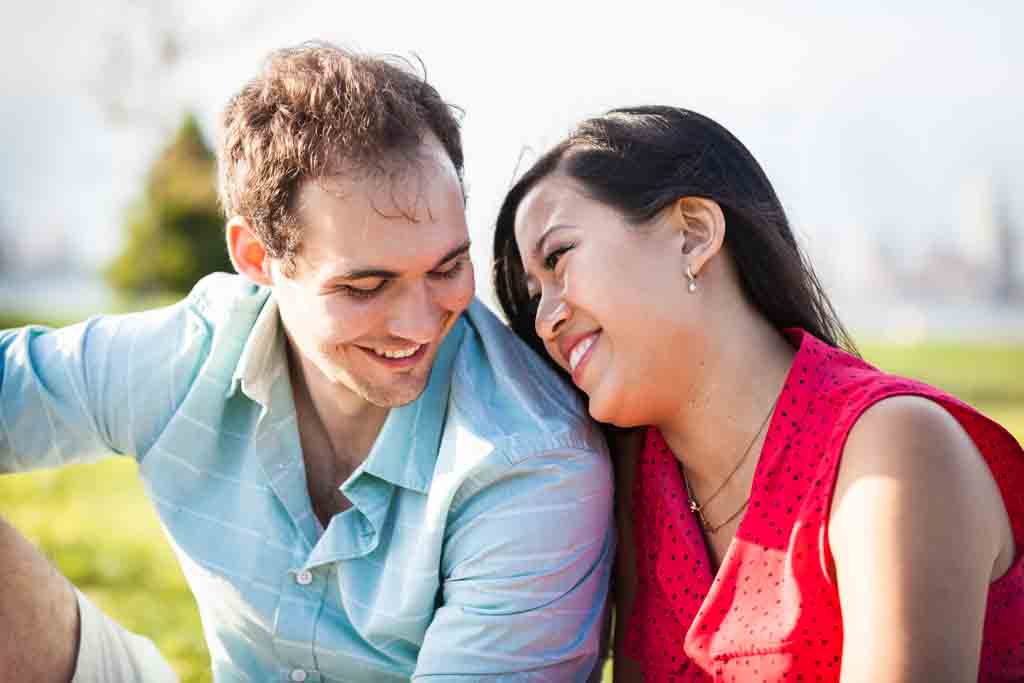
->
<box><xmin>357</xmin><ymin>342</ymin><xmax>429</xmax><ymax>369</ymax></box>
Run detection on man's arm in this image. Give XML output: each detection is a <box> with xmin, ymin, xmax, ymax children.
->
<box><xmin>413</xmin><ymin>446</ymin><xmax>614</xmax><ymax>682</ymax></box>
<box><xmin>0</xmin><ymin>301</ymin><xmax>206</xmax><ymax>471</ymax></box>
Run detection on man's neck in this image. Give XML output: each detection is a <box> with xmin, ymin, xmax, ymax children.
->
<box><xmin>286</xmin><ymin>346</ymin><xmax>389</xmax><ymax>473</ymax></box>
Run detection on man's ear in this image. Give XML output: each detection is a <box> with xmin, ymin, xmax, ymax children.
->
<box><xmin>669</xmin><ymin>197</ymin><xmax>726</xmax><ymax>276</ymax></box>
<box><xmin>226</xmin><ymin>216</ymin><xmax>273</xmax><ymax>286</ymax></box>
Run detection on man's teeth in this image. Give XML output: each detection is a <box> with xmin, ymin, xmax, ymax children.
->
<box><xmin>569</xmin><ymin>335</ymin><xmax>596</xmax><ymax>372</ymax></box>
<box><xmin>373</xmin><ymin>345</ymin><xmax>421</xmax><ymax>359</ymax></box>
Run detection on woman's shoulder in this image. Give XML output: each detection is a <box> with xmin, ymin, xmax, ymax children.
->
<box><xmin>838</xmin><ymin>394</ymin><xmax>995</xmax><ymax>488</ymax></box>
<box><xmin>830</xmin><ymin>393</ymin><xmax>1015</xmax><ymax>581</ymax></box>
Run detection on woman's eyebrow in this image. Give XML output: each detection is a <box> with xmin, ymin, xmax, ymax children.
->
<box><xmin>532</xmin><ymin>224</ymin><xmax>574</xmax><ymax>261</ymax></box>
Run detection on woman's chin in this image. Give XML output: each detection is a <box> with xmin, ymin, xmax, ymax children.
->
<box><xmin>587</xmin><ymin>389</ymin><xmax>653</xmax><ymax>428</ymax></box>
<box><xmin>586</xmin><ymin>392</ymin><xmax>627</xmax><ymax>427</ymax></box>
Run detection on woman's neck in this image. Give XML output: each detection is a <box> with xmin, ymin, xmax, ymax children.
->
<box><xmin>657</xmin><ymin>314</ymin><xmax>796</xmax><ymax>493</ymax></box>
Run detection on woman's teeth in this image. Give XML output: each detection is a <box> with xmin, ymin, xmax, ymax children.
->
<box><xmin>569</xmin><ymin>335</ymin><xmax>596</xmax><ymax>372</ymax></box>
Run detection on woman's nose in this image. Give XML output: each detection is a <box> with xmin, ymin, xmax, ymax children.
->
<box><xmin>535</xmin><ymin>294</ymin><xmax>570</xmax><ymax>341</ymax></box>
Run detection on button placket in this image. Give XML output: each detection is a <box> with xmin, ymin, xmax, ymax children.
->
<box><xmin>279</xmin><ymin>666</ymin><xmax>321</xmax><ymax>682</ymax></box>
<box><xmin>273</xmin><ymin>562</ymin><xmax>327</xmax><ymax>680</ymax></box>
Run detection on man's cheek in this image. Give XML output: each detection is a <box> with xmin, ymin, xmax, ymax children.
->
<box><xmin>451</xmin><ymin>278</ymin><xmax>475</xmax><ymax>312</ymax></box>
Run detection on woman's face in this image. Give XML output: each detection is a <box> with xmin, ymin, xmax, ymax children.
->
<box><xmin>513</xmin><ymin>174</ymin><xmax>704</xmax><ymax>427</ymax></box>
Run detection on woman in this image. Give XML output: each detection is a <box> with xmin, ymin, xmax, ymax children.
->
<box><xmin>492</xmin><ymin>107</ymin><xmax>1024</xmax><ymax>682</ymax></box>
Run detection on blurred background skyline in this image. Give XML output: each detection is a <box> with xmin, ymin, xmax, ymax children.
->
<box><xmin>1</xmin><ymin>0</ymin><xmax>1022</xmax><ymax>339</ymax></box>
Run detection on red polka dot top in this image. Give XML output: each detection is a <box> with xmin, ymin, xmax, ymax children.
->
<box><xmin>622</xmin><ymin>329</ymin><xmax>1024</xmax><ymax>682</ymax></box>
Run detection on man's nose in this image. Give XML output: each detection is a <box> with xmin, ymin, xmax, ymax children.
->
<box><xmin>388</xmin><ymin>281</ymin><xmax>445</xmax><ymax>343</ymax></box>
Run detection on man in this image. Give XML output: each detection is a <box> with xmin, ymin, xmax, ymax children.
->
<box><xmin>0</xmin><ymin>43</ymin><xmax>613</xmax><ymax>682</ymax></box>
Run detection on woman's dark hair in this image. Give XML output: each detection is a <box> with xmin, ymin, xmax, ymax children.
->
<box><xmin>493</xmin><ymin>106</ymin><xmax>855</xmax><ymax>372</ymax></box>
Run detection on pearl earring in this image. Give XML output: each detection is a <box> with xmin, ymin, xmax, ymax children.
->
<box><xmin>686</xmin><ymin>265</ymin><xmax>698</xmax><ymax>293</ymax></box>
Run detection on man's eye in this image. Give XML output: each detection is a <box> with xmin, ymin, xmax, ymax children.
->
<box><xmin>335</xmin><ymin>281</ymin><xmax>385</xmax><ymax>299</ymax></box>
<box><xmin>430</xmin><ymin>258</ymin><xmax>467</xmax><ymax>280</ymax></box>
<box><xmin>543</xmin><ymin>244</ymin><xmax>574</xmax><ymax>270</ymax></box>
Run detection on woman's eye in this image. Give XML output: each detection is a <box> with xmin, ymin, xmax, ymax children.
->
<box><xmin>543</xmin><ymin>244</ymin><xmax>574</xmax><ymax>270</ymax></box>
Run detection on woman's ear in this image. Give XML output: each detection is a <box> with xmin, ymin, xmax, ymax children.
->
<box><xmin>226</xmin><ymin>216</ymin><xmax>273</xmax><ymax>286</ymax></box>
<box><xmin>670</xmin><ymin>197</ymin><xmax>726</xmax><ymax>276</ymax></box>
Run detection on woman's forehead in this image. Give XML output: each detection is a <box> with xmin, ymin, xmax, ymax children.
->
<box><xmin>514</xmin><ymin>175</ymin><xmax>590</xmax><ymax>238</ymax></box>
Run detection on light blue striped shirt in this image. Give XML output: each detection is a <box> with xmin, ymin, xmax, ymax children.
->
<box><xmin>0</xmin><ymin>274</ymin><xmax>614</xmax><ymax>682</ymax></box>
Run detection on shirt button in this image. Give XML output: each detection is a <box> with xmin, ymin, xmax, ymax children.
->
<box><xmin>295</xmin><ymin>570</ymin><xmax>313</xmax><ymax>586</ymax></box>
<box><xmin>290</xmin><ymin>669</ymin><xmax>308</xmax><ymax>682</ymax></box>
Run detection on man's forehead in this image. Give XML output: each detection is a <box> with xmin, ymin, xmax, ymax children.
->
<box><xmin>291</xmin><ymin>171</ymin><xmax>467</xmax><ymax>278</ymax></box>
<box><xmin>301</xmin><ymin>227</ymin><xmax>470</xmax><ymax>282</ymax></box>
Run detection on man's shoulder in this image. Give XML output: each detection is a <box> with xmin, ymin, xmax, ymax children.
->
<box><xmin>445</xmin><ymin>299</ymin><xmax>605</xmax><ymax>465</ymax></box>
<box><xmin>119</xmin><ymin>272</ymin><xmax>268</xmax><ymax>382</ymax></box>
<box><xmin>185</xmin><ymin>272</ymin><xmax>270</xmax><ymax>326</ymax></box>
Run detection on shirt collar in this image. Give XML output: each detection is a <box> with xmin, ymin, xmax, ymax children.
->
<box><xmin>230</xmin><ymin>294</ymin><xmax>287</xmax><ymax>410</ymax></box>
<box><xmin>355</xmin><ymin>317</ymin><xmax>466</xmax><ymax>494</ymax></box>
<box><xmin>231</xmin><ymin>294</ymin><xmax>467</xmax><ymax>494</ymax></box>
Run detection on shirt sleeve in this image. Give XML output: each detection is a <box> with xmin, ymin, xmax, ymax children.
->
<box><xmin>0</xmin><ymin>301</ymin><xmax>208</xmax><ymax>472</ymax></box>
<box><xmin>412</xmin><ymin>445</ymin><xmax>615</xmax><ymax>682</ymax></box>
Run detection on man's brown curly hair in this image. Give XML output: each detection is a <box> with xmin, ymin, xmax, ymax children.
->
<box><xmin>217</xmin><ymin>42</ymin><xmax>463</xmax><ymax>275</ymax></box>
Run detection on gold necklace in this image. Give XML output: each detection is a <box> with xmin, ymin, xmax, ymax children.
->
<box><xmin>683</xmin><ymin>397</ymin><xmax>777</xmax><ymax>534</ymax></box>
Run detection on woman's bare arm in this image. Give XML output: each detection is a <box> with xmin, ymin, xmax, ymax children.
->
<box><xmin>830</xmin><ymin>395</ymin><xmax>1014</xmax><ymax>683</ymax></box>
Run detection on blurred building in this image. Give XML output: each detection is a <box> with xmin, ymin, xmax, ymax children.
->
<box><xmin>803</xmin><ymin>220</ymin><xmax>885</xmax><ymax>300</ymax></box>
<box><xmin>953</xmin><ymin>173</ymin><xmax>1021</xmax><ymax>303</ymax></box>
<box><xmin>957</xmin><ymin>174</ymin><xmax>1000</xmax><ymax>272</ymax></box>
<box><xmin>994</xmin><ymin>181</ymin><xmax>1019</xmax><ymax>302</ymax></box>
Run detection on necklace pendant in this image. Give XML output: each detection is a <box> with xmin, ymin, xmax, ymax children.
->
<box><xmin>689</xmin><ymin>500</ymin><xmax>710</xmax><ymax>531</ymax></box>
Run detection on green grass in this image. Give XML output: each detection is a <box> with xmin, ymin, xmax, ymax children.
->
<box><xmin>0</xmin><ymin>339</ymin><xmax>1020</xmax><ymax>682</ymax></box>
<box><xmin>861</xmin><ymin>342</ymin><xmax>1024</xmax><ymax>404</ymax></box>
<box><xmin>861</xmin><ymin>342</ymin><xmax>1024</xmax><ymax>442</ymax></box>
<box><xmin>0</xmin><ymin>460</ymin><xmax>211</xmax><ymax>682</ymax></box>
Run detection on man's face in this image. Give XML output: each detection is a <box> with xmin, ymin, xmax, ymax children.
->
<box><xmin>271</xmin><ymin>138</ymin><xmax>474</xmax><ymax>409</ymax></box>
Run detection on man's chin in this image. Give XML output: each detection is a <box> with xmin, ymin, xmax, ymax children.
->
<box><xmin>354</xmin><ymin>376</ymin><xmax>430</xmax><ymax>409</ymax></box>
<box><xmin>363</xmin><ymin>390</ymin><xmax>426</xmax><ymax>409</ymax></box>
<box><xmin>321</xmin><ymin>350</ymin><xmax>434</xmax><ymax>408</ymax></box>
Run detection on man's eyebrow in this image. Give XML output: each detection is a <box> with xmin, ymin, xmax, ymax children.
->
<box><xmin>531</xmin><ymin>225</ymin><xmax>574</xmax><ymax>262</ymax></box>
<box><xmin>338</xmin><ymin>240</ymin><xmax>472</xmax><ymax>281</ymax></box>
<box><xmin>432</xmin><ymin>240</ymin><xmax>472</xmax><ymax>269</ymax></box>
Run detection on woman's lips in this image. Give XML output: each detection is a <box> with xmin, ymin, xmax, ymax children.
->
<box><xmin>568</xmin><ymin>331</ymin><xmax>600</xmax><ymax>385</ymax></box>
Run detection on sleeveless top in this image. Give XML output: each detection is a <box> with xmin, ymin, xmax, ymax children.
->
<box><xmin>622</xmin><ymin>329</ymin><xmax>1024</xmax><ymax>682</ymax></box>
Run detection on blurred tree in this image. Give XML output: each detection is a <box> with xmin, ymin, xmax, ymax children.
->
<box><xmin>106</xmin><ymin>113</ymin><xmax>230</xmax><ymax>295</ymax></box>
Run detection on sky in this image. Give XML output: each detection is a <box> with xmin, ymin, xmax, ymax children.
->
<box><xmin>1</xmin><ymin>1</ymin><xmax>1022</xmax><ymax>307</ymax></box>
